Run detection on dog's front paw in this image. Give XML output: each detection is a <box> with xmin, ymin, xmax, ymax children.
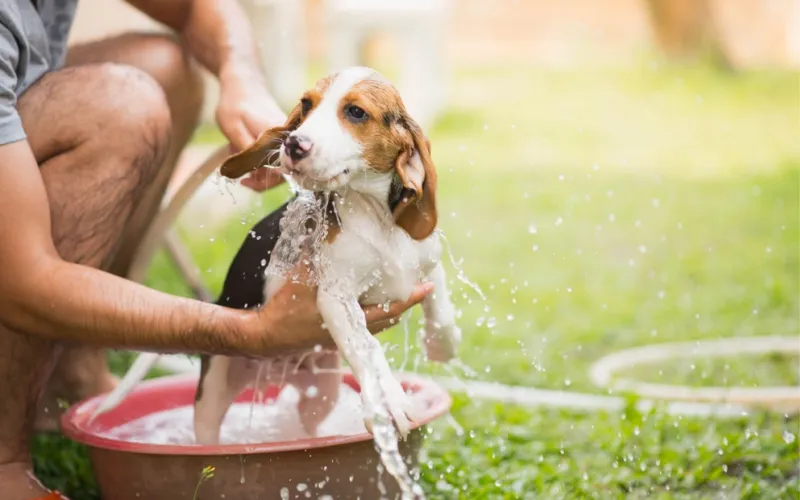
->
<box><xmin>359</xmin><ymin>364</ymin><xmax>419</xmax><ymax>440</ymax></box>
<box><xmin>422</xmin><ymin>322</ymin><xmax>462</xmax><ymax>362</ymax></box>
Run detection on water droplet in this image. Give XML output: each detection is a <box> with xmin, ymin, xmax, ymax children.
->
<box><xmin>783</xmin><ymin>431</ymin><xmax>796</xmax><ymax>444</ymax></box>
<box><xmin>280</xmin><ymin>487</ymin><xmax>290</xmax><ymax>500</ymax></box>
<box><xmin>486</xmin><ymin>317</ymin><xmax>497</xmax><ymax>328</ymax></box>
<box><xmin>532</xmin><ymin>244</ymin><xmax>539</xmax><ymax>252</ymax></box>
<box><xmin>554</xmin><ymin>217</ymin><xmax>563</xmax><ymax>226</ymax></box>
<box><xmin>297</xmin><ymin>483</ymin><xmax>308</xmax><ymax>492</ymax></box>
<box><xmin>527</xmin><ymin>224</ymin><xmax>538</xmax><ymax>234</ymax></box>
<box><xmin>506</xmin><ymin>314</ymin><xmax>515</xmax><ymax>321</ymax></box>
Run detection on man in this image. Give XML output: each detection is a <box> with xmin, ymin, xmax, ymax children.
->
<box><xmin>0</xmin><ymin>1</ymin><xmax>432</xmax><ymax>498</ymax></box>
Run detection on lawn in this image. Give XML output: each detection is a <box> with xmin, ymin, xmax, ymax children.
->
<box><xmin>33</xmin><ymin>59</ymin><xmax>799</xmax><ymax>499</ymax></box>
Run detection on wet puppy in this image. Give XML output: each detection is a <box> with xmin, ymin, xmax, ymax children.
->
<box><xmin>100</xmin><ymin>66</ymin><xmax>462</xmax><ymax>444</ymax></box>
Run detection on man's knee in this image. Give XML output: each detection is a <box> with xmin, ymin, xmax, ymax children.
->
<box><xmin>67</xmin><ymin>32</ymin><xmax>206</xmax><ymax>131</ymax></box>
<box><xmin>20</xmin><ymin>62</ymin><xmax>172</xmax><ymax>176</ymax></box>
<box><xmin>83</xmin><ymin>63</ymin><xmax>173</xmax><ymax>182</ymax></box>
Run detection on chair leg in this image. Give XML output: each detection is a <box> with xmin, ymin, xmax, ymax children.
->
<box><xmin>163</xmin><ymin>229</ymin><xmax>215</xmax><ymax>303</ymax></box>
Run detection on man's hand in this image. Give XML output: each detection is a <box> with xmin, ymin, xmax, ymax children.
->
<box><xmin>216</xmin><ymin>64</ymin><xmax>288</xmax><ymax>192</ymax></box>
<box><xmin>245</xmin><ymin>274</ymin><xmax>435</xmax><ymax>356</ymax></box>
<box><xmin>127</xmin><ymin>0</ymin><xmax>288</xmax><ymax>193</ymax></box>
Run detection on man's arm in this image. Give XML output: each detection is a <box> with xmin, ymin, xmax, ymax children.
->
<box><xmin>0</xmin><ymin>141</ymin><xmax>432</xmax><ymax>356</ymax></box>
<box><xmin>127</xmin><ymin>0</ymin><xmax>286</xmax><ymax>154</ymax></box>
<box><xmin>126</xmin><ymin>0</ymin><xmax>260</xmax><ymax>77</ymax></box>
<box><xmin>0</xmin><ymin>140</ymin><xmax>257</xmax><ymax>355</ymax></box>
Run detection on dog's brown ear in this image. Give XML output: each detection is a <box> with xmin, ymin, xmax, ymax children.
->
<box><xmin>392</xmin><ymin>116</ymin><xmax>437</xmax><ymax>240</ymax></box>
<box><xmin>219</xmin><ymin>104</ymin><xmax>303</xmax><ymax>179</ymax></box>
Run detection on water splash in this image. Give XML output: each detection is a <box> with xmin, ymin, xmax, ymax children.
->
<box><xmin>101</xmin><ymin>384</ymin><xmax>416</xmax><ymax>445</ymax></box>
<box><xmin>263</xmin><ymin>188</ymin><xmax>426</xmax><ymax>498</ymax></box>
<box><xmin>265</xmin><ymin>189</ymin><xmax>333</xmax><ymax>286</ymax></box>
<box><xmin>438</xmin><ymin>229</ymin><xmax>486</xmax><ymax>301</ymax></box>
<box><xmin>399</xmin><ymin>312</ymin><xmax>412</xmax><ymax>372</ymax></box>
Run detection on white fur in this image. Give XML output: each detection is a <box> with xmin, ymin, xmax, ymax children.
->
<box><xmin>281</xmin><ymin>67</ymin><xmax>377</xmax><ymax>190</ymax></box>
<box><xmin>197</xmin><ymin>68</ymin><xmax>463</xmax><ymax>442</ymax></box>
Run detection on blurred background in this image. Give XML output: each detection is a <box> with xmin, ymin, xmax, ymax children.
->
<box><xmin>35</xmin><ymin>1</ymin><xmax>799</xmax><ymax>498</ymax></box>
<box><xmin>67</xmin><ymin>0</ymin><xmax>800</xmax><ymax>393</ymax></box>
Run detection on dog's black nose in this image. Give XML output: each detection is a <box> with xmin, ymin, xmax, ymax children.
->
<box><xmin>284</xmin><ymin>134</ymin><xmax>312</xmax><ymax>162</ymax></box>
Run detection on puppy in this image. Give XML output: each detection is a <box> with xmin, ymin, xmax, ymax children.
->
<box><xmin>99</xmin><ymin>66</ymin><xmax>462</xmax><ymax>445</ymax></box>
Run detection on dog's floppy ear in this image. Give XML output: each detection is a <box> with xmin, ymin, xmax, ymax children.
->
<box><xmin>219</xmin><ymin>104</ymin><xmax>303</xmax><ymax>179</ymax></box>
<box><xmin>392</xmin><ymin>116</ymin><xmax>438</xmax><ymax>240</ymax></box>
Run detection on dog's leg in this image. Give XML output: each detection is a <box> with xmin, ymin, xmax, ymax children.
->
<box><xmin>193</xmin><ymin>355</ymin><xmax>259</xmax><ymax>444</ymax></box>
<box><xmin>317</xmin><ymin>290</ymin><xmax>418</xmax><ymax>438</ymax></box>
<box><xmin>292</xmin><ymin>352</ymin><xmax>342</xmax><ymax>436</ymax></box>
<box><xmin>420</xmin><ymin>262</ymin><xmax>462</xmax><ymax>362</ymax></box>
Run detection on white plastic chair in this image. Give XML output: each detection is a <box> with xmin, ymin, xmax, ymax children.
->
<box><xmin>322</xmin><ymin>0</ymin><xmax>451</xmax><ymax>129</ymax></box>
<box><xmin>237</xmin><ymin>0</ymin><xmax>309</xmax><ymax>110</ymax></box>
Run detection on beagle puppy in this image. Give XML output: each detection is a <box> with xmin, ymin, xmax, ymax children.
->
<box><xmin>99</xmin><ymin>66</ymin><xmax>461</xmax><ymax>445</ymax></box>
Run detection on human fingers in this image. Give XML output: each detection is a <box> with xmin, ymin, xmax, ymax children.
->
<box><xmin>363</xmin><ymin>282</ymin><xmax>434</xmax><ymax>326</ymax></box>
<box><xmin>219</xmin><ymin>116</ymin><xmax>254</xmax><ymax>154</ymax></box>
<box><xmin>241</xmin><ymin>167</ymin><xmax>285</xmax><ymax>192</ymax></box>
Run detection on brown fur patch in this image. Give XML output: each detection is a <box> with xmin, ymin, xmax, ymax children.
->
<box><xmin>339</xmin><ymin>79</ymin><xmax>412</xmax><ymax>173</ymax></box>
<box><xmin>323</xmin><ymin>76</ymin><xmax>439</xmax><ymax>240</ymax></box>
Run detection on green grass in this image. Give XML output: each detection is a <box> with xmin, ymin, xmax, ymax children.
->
<box><xmin>32</xmin><ymin>59</ymin><xmax>800</xmax><ymax>498</ymax></box>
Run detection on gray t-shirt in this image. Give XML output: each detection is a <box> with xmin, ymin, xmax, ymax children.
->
<box><xmin>0</xmin><ymin>0</ymin><xmax>78</xmax><ymax>146</ymax></box>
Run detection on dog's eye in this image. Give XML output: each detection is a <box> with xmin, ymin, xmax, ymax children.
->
<box><xmin>300</xmin><ymin>98</ymin><xmax>312</xmax><ymax>115</ymax></box>
<box><xmin>345</xmin><ymin>105</ymin><xmax>368</xmax><ymax>122</ymax></box>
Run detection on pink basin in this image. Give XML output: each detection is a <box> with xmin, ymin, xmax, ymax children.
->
<box><xmin>61</xmin><ymin>371</ymin><xmax>451</xmax><ymax>500</ymax></box>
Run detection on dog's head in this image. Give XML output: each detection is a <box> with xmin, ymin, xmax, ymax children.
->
<box><xmin>219</xmin><ymin>67</ymin><xmax>437</xmax><ymax>240</ymax></box>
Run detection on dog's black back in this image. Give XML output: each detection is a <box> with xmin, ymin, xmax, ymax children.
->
<box><xmin>214</xmin><ymin>201</ymin><xmax>289</xmax><ymax>310</ymax></box>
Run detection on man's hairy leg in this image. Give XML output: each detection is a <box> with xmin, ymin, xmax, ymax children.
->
<box><xmin>0</xmin><ymin>63</ymin><xmax>172</xmax><ymax>499</ymax></box>
<box><xmin>36</xmin><ymin>33</ymin><xmax>205</xmax><ymax>431</ymax></box>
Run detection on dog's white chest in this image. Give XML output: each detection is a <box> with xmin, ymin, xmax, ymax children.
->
<box><xmin>325</xmin><ymin>202</ymin><xmax>441</xmax><ymax>305</ymax></box>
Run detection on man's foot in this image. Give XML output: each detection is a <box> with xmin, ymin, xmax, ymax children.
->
<box><xmin>35</xmin><ymin>371</ymin><xmax>119</xmax><ymax>432</ymax></box>
<box><xmin>0</xmin><ymin>462</ymin><xmax>68</xmax><ymax>500</ymax></box>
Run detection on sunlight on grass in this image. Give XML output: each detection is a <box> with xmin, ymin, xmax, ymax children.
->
<box><xmin>33</xmin><ymin>60</ymin><xmax>800</xmax><ymax>499</ymax></box>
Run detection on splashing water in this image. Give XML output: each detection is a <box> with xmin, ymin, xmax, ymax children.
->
<box><xmin>262</xmin><ymin>188</ymin><xmax>425</xmax><ymax>498</ymax></box>
<box><xmin>438</xmin><ymin>229</ymin><xmax>486</xmax><ymax>302</ymax></box>
<box><xmin>399</xmin><ymin>312</ymin><xmax>412</xmax><ymax>372</ymax></box>
<box><xmin>338</xmin><ymin>292</ymin><xmax>426</xmax><ymax>500</ymax></box>
<box><xmin>101</xmin><ymin>384</ymin><xmax>373</xmax><ymax>445</ymax></box>
<box><xmin>265</xmin><ymin>189</ymin><xmax>333</xmax><ymax>286</ymax></box>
